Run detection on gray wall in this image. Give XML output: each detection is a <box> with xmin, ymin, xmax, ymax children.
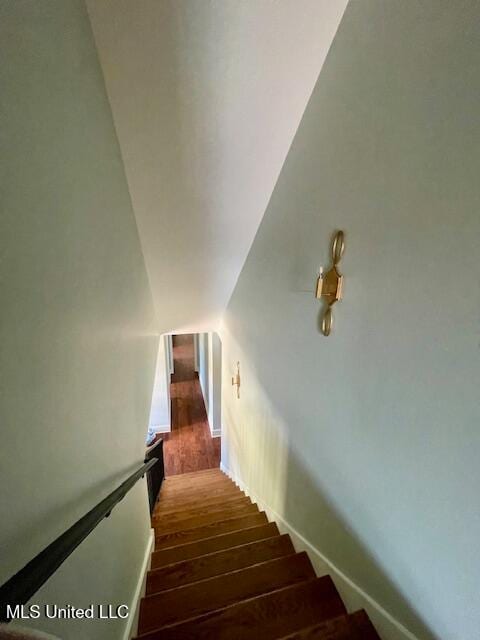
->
<box><xmin>209</xmin><ymin>333</ymin><xmax>222</xmax><ymax>437</ymax></box>
<box><xmin>198</xmin><ymin>333</ymin><xmax>210</xmax><ymax>412</ymax></box>
<box><xmin>0</xmin><ymin>2</ymin><xmax>158</xmax><ymax>638</ymax></box>
<box><xmin>198</xmin><ymin>333</ymin><xmax>222</xmax><ymax>436</ymax></box>
<box><xmin>148</xmin><ymin>336</ymin><xmax>171</xmax><ymax>433</ymax></box>
<box><xmin>220</xmin><ymin>2</ymin><xmax>480</xmax><ymax>639</ymax></box>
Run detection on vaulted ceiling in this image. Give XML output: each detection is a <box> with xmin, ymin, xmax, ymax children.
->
<box><xmin>87</xmin><ymin>0</ymin><xmax>348</xmax><ymax>334</ymax></box>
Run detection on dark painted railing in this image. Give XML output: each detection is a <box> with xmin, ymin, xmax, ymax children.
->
<box><xmin>145</xmin><ymin>438</ymin><xmax>165</xmax><ymax>514</ymax></box>
<box><xmin>0</xmin><ymin>454</ymin><xmax>162</xmax><ymax>623</ymax></box>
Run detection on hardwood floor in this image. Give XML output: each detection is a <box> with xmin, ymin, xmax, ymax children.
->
<box><xmin>162</xmin><ymin>335</ymin><xmax>220</xmax><ymax>476</ymax></box>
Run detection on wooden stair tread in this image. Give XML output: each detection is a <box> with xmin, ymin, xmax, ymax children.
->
<box><xmin>151</xmin><ymin>522</ymin><xmax>280</xmax><ymax>568</ymax></box>
<box><xmin>279</xmin><ymin>610</ymin><xmax>381</xmax><ymax>639</ymax></box>
<box><xmin>157</xmin><ymin>484</ymin><xmax>241</xmax><ymax>505</ymax></box>
<box><xmin>136</xmin><ymin>576</ymin><xmax>346</xmax><ymax>640</ymax></box>
<box><xmin>152</xmin><ymin>500</ymin><xmax>257</xmax><ymax>532</ymax></box>
<box><xmin>158</xmin><ymin>485</ymin><xmax>238</xmax><ymax>502</ymax></box>
<box><xmin>160</xmin><ymin>481</ymin><xmax>235</xmax><ymax>497</ymax></box>
<box><xmin>146</xmin><ymin>534</ymin><xmax>295</xmax><ymax>594</ymax></box>
<box><xmin>155</xmin><ymin>512</ymin><xmax>268</xmax><ymax>549</ymax></box>
<box><xmin>165</xmin><ymin>468</ymin><xmax>223</xmax><ymax>481</ymax></box>
<box><xmin>152</xmin><ymin>498</ymin><xmax>253</xmax><ymax>525</ymax></box>
<box><xmin>160</xmin><ymin>475</ymin><xmax>234</xmax><ymax>493</ymax></box>
<box><xmin>153</xmin><ymin>494</ymin><xmax>250</xmax><ymax>517</ymax></box>
<box><xmin>139</xmin><ymin>553</ymin><xmax>315</xmax><ymax>632</ymax></box>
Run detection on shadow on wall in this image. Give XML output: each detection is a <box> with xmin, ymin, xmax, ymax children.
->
<box><xmin>220</xmin><ymin>324</ymin><xmax>437</xmax><ymax>640</ymax></box>
<box><xmin>223</xmin><ymin>383</ymin><xmax>436</xmax><ymax>640</ymax></box>
<box><xmin>281</xmin><ymin>447</ymin><xmax>437</xmax><ymax>640</ymax></box>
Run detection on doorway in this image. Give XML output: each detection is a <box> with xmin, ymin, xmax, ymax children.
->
<box><xmin>162</xmin><ymin>334</ymin><xmax>221</xmax><ymax>476</ymax></box>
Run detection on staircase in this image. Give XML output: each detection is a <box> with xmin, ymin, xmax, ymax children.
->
<box><xmin>135</xmin><ymin>468</ymin><xmax>380</xmax><ymax>639</ymax></box>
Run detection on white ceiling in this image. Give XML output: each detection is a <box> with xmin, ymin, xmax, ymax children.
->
<box><xmin>87</xmin><ymin>0</ymin><xmax>348</xmax><ymax>334</ymax></box>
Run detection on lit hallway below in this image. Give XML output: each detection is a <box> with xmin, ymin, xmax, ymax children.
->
<box><xmin>162</xmin><ymin>335</ymin><xmax>220</xmax><ymax>476</ymax></box>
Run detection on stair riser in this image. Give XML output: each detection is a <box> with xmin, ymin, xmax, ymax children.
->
<box><xmin>155</xmin><ymin>512</ymin><xmax>268</xmax><ymax>550</ymax></box>
<box><xmin>153</xmin><ymin>496</ymin><xmax>251</xmax><ymax>519</ymax></box>
<box><xmin>136</xmin><ymin>577</ymin><xmax>346</xmax><ymax>640</ymax></box>
<box><xmin>153</xmin><ymin>503</ymin><xmax>258</xmax><ymax>533</ymax></box>
<box><xmin>157</xmin><ymin>485</ymin><xmax>240</xmax><ymax>505</ymax></box>
<box><xmin>139</xmin><ymin>553</ymin><xmax>315</xmax><ymax>632</ymax></box>
<box><xmin>279</xmin><ymin>609</ymin><xmax>380</xmax><ymax>639</ymax></box>
<box><xmin>146</xmin><ymin>534</ymin><xmax>295</xmax><ymax>594</ymax></box>
<box><xmin>160</xmin><ymin>477</ymin><xmax>235</xmax><ymax>493</ymax></box>
<box><xmin>167</xmin><ymin>467</ymin><xmax>226</xmax><ymax>481</ymax></box>
<box><xmin>151</xmin><ymin>523</ymin><xmax>280</xmax><ymax>568</ymax></box>
<box><xmin>153</xmin><ymin>495</ymin><xmax>250</xmax><ymax>518</ymax></box>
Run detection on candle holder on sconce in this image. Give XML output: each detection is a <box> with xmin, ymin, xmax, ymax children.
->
<box><xmin>231</xmin><ymin>361</ymin><xmax>240</xmax><ymax>398</ymax></box>
<box><xmin>315</xmin><ymin>230</ymin><xmax>345</xmax><ymax>336</ymax></box>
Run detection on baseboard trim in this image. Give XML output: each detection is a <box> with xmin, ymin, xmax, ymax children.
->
<box><xmin>122</xmin><ymin>528</ymin><xmax>154</xmax><ymax>640</ymax></box>
<box><xmin>220</xmin><ymin>463</ymin><xmax>419</xmax><ymax>640</ymax></box>
<box><xmin>210</xmin><ymin>428</ymin><xmax>221</xmax><ymax>438</ymax></box>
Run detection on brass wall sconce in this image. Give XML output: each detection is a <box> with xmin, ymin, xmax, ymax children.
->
<box><xmin>315</xmin><ymin>230</ymin><xmax>345</xmax><ymax>336</ymax></box>
<box><xmin>231</xmin><ymin>361</ymin><xmax>240</xmax><ymax>398</ymax></box>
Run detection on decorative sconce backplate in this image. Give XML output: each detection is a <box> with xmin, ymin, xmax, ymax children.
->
<box><xmin>231</xmin><ymin>361</ymin><xmax>240</xmax><ymax>398</ymax></box>
<box><xmin>315</xmin><ymin>230</ymin><xmax>345</xmax><ymax>336</ymax></box>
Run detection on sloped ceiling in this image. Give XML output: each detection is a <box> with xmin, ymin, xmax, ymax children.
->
<box><xmin>87</xmin><ymin>0</ymin><xmax>348</xmax><ymax>333</ymax></box>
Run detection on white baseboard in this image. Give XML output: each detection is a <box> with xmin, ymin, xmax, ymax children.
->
<box><xmin>210</xmin><ymin>427</ymin><xmax>221</xmax><ymax>438</ymax></box>
<box><xmin>150</xmin><ymin>424</ymin><xmax>171</xmax><ymax>434</ymax></box>
<box><xmin>220</xmin><ymin>463</ymin><xmax>419</xmax><ymax>640</ymax></box>
<box><xmin>122</xmin><ymin>528</ymin><xmax>154</xmax><ymax>640</ymax></box>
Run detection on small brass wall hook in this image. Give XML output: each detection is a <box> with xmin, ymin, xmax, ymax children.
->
<box><xmin>231</xmin><ymin>361</ymin><xmax>240</xmax><ymax>398</ymax></box>
<box><xmin>315</xmin><ymin>230</ymin><xmax>345</xmax><ymax>336</ymax></box>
